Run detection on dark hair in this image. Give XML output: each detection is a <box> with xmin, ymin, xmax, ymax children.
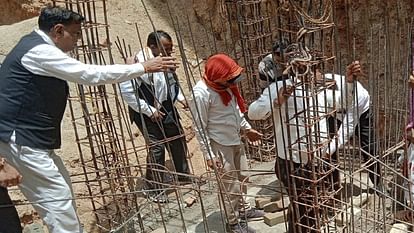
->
<box><xmin>147</xmin><ymin>30</ymin><xmax>172</xmax><ymax>47</ymax></box>
<box><xmin>272</xmin><ymin>38</ymin><xmax>290</xmax><ymax>54</ymax></box>
<box><xmin>38</xmin><ymin>6</ymin><xmax>85</xmax><ymax>32</ymax></box>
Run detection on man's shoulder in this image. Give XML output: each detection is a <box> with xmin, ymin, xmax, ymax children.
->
<box><xmin>193</xmin><ymin>80</ymin><xmax>207</xmax><ymax>90</ymax></box>
<box><xmin>324</xmin><ymin>73</ymin><xmax>345</xmax><ymax>88</ymax></box>
<box><xmin>192</xmin><ymin>80</ymin><xmax>212</xmax><ymax>97</ymax></box>
<box><xmin>265</xmin><ymin>80</ymin><xmax>292</xmax><ymax>91</ymax></box>
<box><xmin>260</xmin><ymin>82</ymin><xmax>276</xmax><ymax>94</ymax></box>
<box><xmin>324</xmin><ymin>73</ymin><xmax>343</xmax><ymax>80</ymax></box>
<box><xmin>9</xmin><ymin>31</ymin><xmax>47</xmax><ymax>53</ymax></box>
<box><xmin>19</xmin><ymin>31</ymin><xmax>51</xmax><ymax>47</ymax></box>
<box><xmin>2</xmin><ymin>32</ymin><xmax>52</xmax><ymax>66</ymax></box>
<box><xmin>135</xmin><ymin>48</ymin><xmax>153</xmax><ymax>62</ymax></box>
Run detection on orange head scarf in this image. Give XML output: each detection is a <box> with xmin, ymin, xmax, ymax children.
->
<box><xmin>203</xmin><ymin>54</ymin><xmax>247</xmax><ymax>113</ymax></box>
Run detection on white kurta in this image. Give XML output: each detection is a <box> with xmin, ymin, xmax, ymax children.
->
<box><xmin>248</xmin><ymin>78</ymin><xmax>328</xmax><ymax>164</ymax></box>
<box><xmin>190</xmin><ymin>80</ymin><xmax>251</xmax><ymax>160</ymax></box>
<box><xmin>119</xmin><ymin>48</ymin><xmax>184</xmax><ymax>117</ymax></box>
<box><xmin>323</xmin><ymin>74</ymin><xmax>370</xmax><ymax>155</ymax></box>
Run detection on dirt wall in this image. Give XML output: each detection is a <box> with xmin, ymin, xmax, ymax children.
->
<box><xmin>196</xmin><ymin>0</ymin><xmax>414</xmax><ymax>59</ymax></box>
<box><xmin>0</xmin><ymin>0</ymin><xmax>50</xmax><ymax>25</ymax></box>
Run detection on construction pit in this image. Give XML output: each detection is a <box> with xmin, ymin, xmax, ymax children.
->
<box><xmin>1</xmin><ymin>0</ymin><xmax>414</xmax><ymax>233</ymax></box>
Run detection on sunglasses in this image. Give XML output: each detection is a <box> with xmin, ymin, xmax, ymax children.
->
<box><xmin>227</xmin><ymin>74</ymin><xmax>244</xmax><ymax>84</ymax></box>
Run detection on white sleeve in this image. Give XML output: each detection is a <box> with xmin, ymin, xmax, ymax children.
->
<box><xmin>189</xmin><ymin>90</ymin><xmax>215</xmax><ymax>160</ymax></box>
<box><xmin>327</xmin><ymin>108</ymin><xmax>355</xmax><ymax>155</ymax></box>
<box><xmin>327</xmin><ymin>88</ymin><xmax>367</xmax><ymax>155</ymax></box>
<box><xmin>21</xmin><ymin>44</ymin><xmax>145</xmax><ymax>86</ymax></box>
<box><xmin>177</xmin><ymin>88</ymin><xmax>185</xmax><ymax>102</ymax></box>
<box><xmin>119</xmin><ymin>80</ymin><xmax>157</xmax><ymax>117</ymax></box>
<box><xmin>248</xmin><ymin>85</ymin><xmax>275</xmax><ymax>120</ymax></box>
<box><xmin>334</xmin><ymin>74</ymin><xmax>354</xmax><ymax>110</ymax></box>
<box><xmin>170</xmin><ymin>72</ymin><xmax>185</xmax><ymax>102</ymax></box>
<box><xmin>240</xmin><ymin>112</ymin><xmax>252</xmax><ymax>130</ymax></box>
<box><xmin>316</xmin><ymin>99</ymin><xmax>329</xmax><ymax>147</ymax></box>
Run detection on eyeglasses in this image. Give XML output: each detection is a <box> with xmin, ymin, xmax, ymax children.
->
<box><xmin>64</xmin><ymin>28</ymin><xmax>82</xmax><ymax>39</ymax></box>
<box><xmin>227</xmin><ymin>74</ymin><xmax>243</xmax><ymax>84</ymax></box>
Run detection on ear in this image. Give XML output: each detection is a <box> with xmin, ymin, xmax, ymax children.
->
<box><xmin>51</xmin><ymin>24</ymin><xmax>65</xmax><ymax>39</ymax></box>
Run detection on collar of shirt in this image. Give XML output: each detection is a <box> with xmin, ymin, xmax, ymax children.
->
<box><xmin>135</xmin><ymin>48</ymin><xmax>179</xmax><ymax>103</ymax></box>
<box><xmin>136</xmin><ymin>48</ymin><xmax>155</xmax><ymax>85</ymax></box>
<box><xmin>35</xmin><ymin>29</ymin><xmax>56</xmax><ymax>47</ymax></box>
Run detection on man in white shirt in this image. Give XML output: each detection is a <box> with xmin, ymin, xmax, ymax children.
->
<box><xmin>0</xmin><ymin>6</ymin><xmax>177</xmax><ymax>233</ymax></box>
<box><xmin>249</xmin><ymin>40</ymin><xmax>379</xmax><ymax>231</ymax></box>
<box><xmin>248</xmin><ymin>44</ymin><xmax>328</xmax><ymax>233</ymax></box>
<box><xmin>323</xmin><ymin>62</ymin><xmax>382</xmax><ymax>191</ymax></box>
<box><xmin>190</xmin><ymin>54</ymin><xmax>263</xmax><ymax>233</ymax></box>
<box><xmin>120</xmin><ymin>31</ymin><xmax>189</xmax><ymax>203</ymax></box>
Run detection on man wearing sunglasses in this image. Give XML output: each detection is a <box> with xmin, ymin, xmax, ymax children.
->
<box><xmin>190</xmin><ymin>54</ymin><xmax>263</xmax><ymax>233</ymax></box>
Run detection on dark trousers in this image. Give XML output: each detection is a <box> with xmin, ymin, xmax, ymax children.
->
<box><xmin>329</xmin><ymin>109</ymin><xmax>381</xmax><ymax>187</ymax></box>
<box><xmin>276</xmin><ymin>158</ymin><xmax>318</xmax><ymax>233</ymax></box>
<box><xmin>355</xmin><ymin>110</ymin><xmax>381</xmax><ymax>187</ymax></box>
<box><xmin>132</xmin><ymin>112</ymin><xmax>189</xmax><ymax>191</ymax></box>
<box><xmin>0</xmin><ymin>187</ymin><xmax>22</xmax><ymax>233</ymax></box>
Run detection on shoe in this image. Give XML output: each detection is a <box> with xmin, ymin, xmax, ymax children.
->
<box><xmin>144</xmin><ymin>190</ymin><xmax>169</xmax><ymax>203</ymax></box>
<box><xmin>240</xmin><ymin>208</ymin><xmax>265</xmax><ymax>221</ymax></box>
<box><xmin>229</xmin><ymin>221</ymin><xmax>256</xmax><ymax>233</ymax></box>
<box><xmin>163</xmin><ymin>173</ymin><xmax>175</xmax><ymax>184</ymax></box>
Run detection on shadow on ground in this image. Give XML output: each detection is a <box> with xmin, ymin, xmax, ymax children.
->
<box><xmin>194</xmin><ymin>211</ymin><xmax>227</xmax><ymax>233</ymax></box>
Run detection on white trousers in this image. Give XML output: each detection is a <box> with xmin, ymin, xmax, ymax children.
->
<box><xmin>210</xmin><ymin>140</ymin><xmax>249</xmax><ymax>225</ymax></box>
<box><xmin>0</xmin><ymin>134</ymin><xmax>82</xmax><ymax>233</ymax></box>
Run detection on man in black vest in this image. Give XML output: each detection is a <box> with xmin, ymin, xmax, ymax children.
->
<box><xmin>120</xmin><ymin>31</ymin><xmax>190</xmax><ymax>203</ymax></box>
<box><xmin>0</xmin><ymin>6</ymin><xmax>177</xmax><ymax>233</ymax></box>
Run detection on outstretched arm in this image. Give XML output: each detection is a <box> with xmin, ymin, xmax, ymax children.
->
<box><xmin>248</xmin><ymin>82</ymin><xmax>294</xmax><ymax>120</ymax></box>
<box><xmin>21</xmin><ymin>44</ymin><xmax>178</xmax><ymax>86</ymax></box>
